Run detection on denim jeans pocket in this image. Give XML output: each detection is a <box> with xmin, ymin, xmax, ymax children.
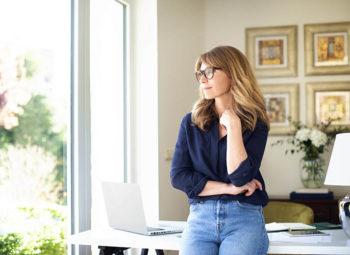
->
<box><xmin>236</xmin><ymin>200</ymin><xmax>262</xmax><ymax>210</ymax></box>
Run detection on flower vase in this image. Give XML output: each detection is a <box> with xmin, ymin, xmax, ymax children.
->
<box><xmin>299</xmin><ymin>157</ymin><xmax>326</xmax><ymax>188</ymax></box>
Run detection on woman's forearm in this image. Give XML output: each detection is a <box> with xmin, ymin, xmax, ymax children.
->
<box><xmin>197</xmin><ymin>180</ymin><xmax>230</xmax><ymax>196</ymax></box>
<box><xmin>226</xmin><ymin>127</ymin><xmax>247</xmax><ymax>175</ymax></box>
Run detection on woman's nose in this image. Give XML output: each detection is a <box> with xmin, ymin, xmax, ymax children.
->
<box><xmin>199</xmin><ymin>74</ymin><xmax>208</xmax><ymax>83</ymax></box>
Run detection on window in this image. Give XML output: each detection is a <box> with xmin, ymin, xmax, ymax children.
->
<box><xmin>0</xmin><ymin>0</ymin><xmax>70</xmax><ymax>254</ymax></box>
<box><xmin>90</xmin><ymin>0</ymin><xmax>128</xmax><ymax>229</ymax></box>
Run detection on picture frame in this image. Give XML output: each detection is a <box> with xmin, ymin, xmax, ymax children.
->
<box><xmin>246</xmin><ymin>25</ymin><xmax>297</xmax><ymax>78</ymax></box>
<box><xmin>305</xmin><ymin>22</ymin><xmax>350</xmax><ymax>75</ymax></box>
<box><xmin>306</xmin><ymin>82</ymin><xmax>350</xmax><ymax>128</ymax></box>
<box><xmin>260</xmin><ymin>84</ymin><xmax>299</xmax><ymax>135</ymax></box>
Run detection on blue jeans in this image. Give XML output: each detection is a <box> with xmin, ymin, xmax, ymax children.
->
<box><xmin>180</xmin><ymin>199</ymin><xmax>269</xmax><ymax>255</ymax></box>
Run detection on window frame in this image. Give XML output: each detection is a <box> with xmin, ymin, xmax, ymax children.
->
<box><xmin>69</xmin><ymin>0</ymin><xmax>130</xmax><ymax>254</ymax></box>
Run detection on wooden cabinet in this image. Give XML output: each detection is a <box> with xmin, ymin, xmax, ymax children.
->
<box><xmin>270</xmin><ymin>199</ymin><xmax>340</xmax><ymax>224</ymax></box>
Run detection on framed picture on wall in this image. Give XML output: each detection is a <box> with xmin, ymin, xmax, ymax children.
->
<box><xmin>246</xmin><ymin>25</ymin><xmax>297</xmax><ymax>78</ymax></box>
<box><xmin>260</xmin><ymin>84</ymin><xmax>299</xmax><ymax>135</ymax></box>
<box><xmin>306</xmin><ymin>82</ymin><xmax>350</xmax><ymax>127</ymax></box>
<box><xmin>305</xmin><ymin>22</ymin><xmax>350</xmax><ymax>75</ymax></box>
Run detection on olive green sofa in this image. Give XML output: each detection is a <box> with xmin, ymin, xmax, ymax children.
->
<box><xmin>263</xmin><ymin>201</ymin><xmax>314</xmax><ymax>224</ymax></box>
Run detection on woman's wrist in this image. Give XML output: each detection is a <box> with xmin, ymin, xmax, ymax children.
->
<box><xmin>221</xmin><ymin>183</ymin><xmax>231</xmax><ymax>194</ymax></box>
<box><xmin>199</xmin><ymin>181</ymin><xmax>236</xmax><ymax>196</ymax></box>
<box><xmin>222</xmin><ymin>183</ymin><xmax>239</xmax><ymax>195</ymax></box>
<box><xmin>226</xmin><ymin>124</ymin><xmax>241</xmax><ymax>135</ymax></box>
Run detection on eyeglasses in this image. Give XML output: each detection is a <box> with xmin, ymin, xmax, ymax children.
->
<box><xmin>195</xmin><ymin>67</ymin><xmax>221</xmax><ymax>82</ymax></box>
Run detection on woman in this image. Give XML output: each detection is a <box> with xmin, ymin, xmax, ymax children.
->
<box><xmin>170</xmin><ymin>46</ymin><xmax>270</xmax><ymax>255</ymax></box>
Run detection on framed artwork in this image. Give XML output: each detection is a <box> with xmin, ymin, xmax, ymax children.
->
<box><xmin>305</xmin><ymin>22</ymin><xmax>350</xmax><ymax>75</ymax></box>
<box><xmin>246</xmin><ymin>25</ymin><xmax>297</xmax><ymax>78</ymax></box>
<box><xmin>260</xmin><ymin>84</ymin><xmax>299</xmax><ymax>135</ymax></box>
<box><xmin>306</xmin><ymin>82</ymin><xmax>350</xmax><ymax>127</ymax></box>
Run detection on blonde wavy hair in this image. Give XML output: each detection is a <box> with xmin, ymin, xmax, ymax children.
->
<box><xmin>191</xmin><ymin>46</ymin><xmax>270</xmax><ymax>133</ymax></box>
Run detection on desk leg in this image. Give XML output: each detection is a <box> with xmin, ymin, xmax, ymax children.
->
<box><xmin>97</xmin><ymin>246</ymin><xmax>165</xmax><ymax>255</ymax></box>
<box><xmin>98</xmin><ymin>246</ymin><xmax>129</xmax><ymax>255</ymax></box>
<box><xmin>140</xmin><ymin>249</ymin><xmax>164</xmax><ymax>255</ymax></box>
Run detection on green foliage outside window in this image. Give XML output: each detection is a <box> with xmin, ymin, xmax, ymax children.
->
<box><xmin>0</xmin><ymin>49</ymin><xmax>67</xmax><ymax>255</ymax></box>
<box><xmin>0</xmin><ymin>94</ymin><xmax>67</xmax><ymax>204</ymax></box>
<box><xmin>0</xmin><ymin>207</ymin><xmax>66</xmax><ymax>255</ymax></box>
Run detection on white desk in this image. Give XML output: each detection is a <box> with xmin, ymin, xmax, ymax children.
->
<box><xmin>69</xmin><ymin>221</ymin><xmax>350</xmax><ymax>255</ymax></box>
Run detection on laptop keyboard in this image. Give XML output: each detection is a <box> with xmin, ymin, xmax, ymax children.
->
<box><xmin>147</xmin><ymin>226</ymin><xmax>164</xmax><ymax>231</ymax></box>
<box><xmin>147</xmin><ymin>226</ymin><xmax>182</xmax><ymax>235</ymax></box>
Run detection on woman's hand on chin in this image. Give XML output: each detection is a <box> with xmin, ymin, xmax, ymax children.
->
<box><xmin>220</xmin><ymin>109</ymin><xmax>241</xmax><ymax>131</ymax></box>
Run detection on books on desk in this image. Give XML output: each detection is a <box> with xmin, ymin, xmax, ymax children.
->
<box><xmin>269</xmin><ymin>230</ymin><xmax>332</xmax><ymax>243</ymax></box>
<box><xmin>266</xmin><ymin>222</ymin><xmax>333</xmax><ymax>243</ymax></box>
<box><xmin>265</xmin><ymin>222</ymin><xmax>316</xmax><ymax>233</ymax></box>
<box><xmin>284</xmin><ymin>230</ymin><xmax>330</xmax><ymax>237</ymax></box>
<box><xmin>290</xmin><ymin>191</ymin><xmax>334</xmax><ymax>200</ymax></box>
<box><xmin>311</xmin><ymin>222</ymin><xmax>342</xmax><ymax>230</ymax></box>
<box><xmin>294</xmin><ymin>188</ymin><xmax>329</xmax><ymax>194</ymax></box>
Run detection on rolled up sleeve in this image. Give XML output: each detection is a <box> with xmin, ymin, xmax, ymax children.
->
<box><xmin>228</xmin><ymin>122</ymin><xmax>268</xmax><ymax>187</ymax></box>
<box><xmin>170</xmin><ymin>116</ymin><xmax>208</xmax><ymax>198</ymax></box>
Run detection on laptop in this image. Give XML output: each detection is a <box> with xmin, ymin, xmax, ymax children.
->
<box><xmin>101</xmin><ymin>182</ymin><xmax>183</xmax><ymax>236</ymax></box>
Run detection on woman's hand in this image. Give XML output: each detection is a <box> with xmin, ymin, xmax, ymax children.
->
<box><xmin>220</xmin><ymin>109</ymin><xmax>241</xmax><ymax>131</ymax></box>
<box><xmin>243</xmin><ymin>179</ymin><xmax>263</xmax><ymax>196</ymax></box>
<box><xmin>226</xmin><ymin>179</ymin><xmax>262</xmax><ymax>196</ymax></box>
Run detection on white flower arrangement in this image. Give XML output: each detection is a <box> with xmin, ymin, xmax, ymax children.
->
<box><xmin>273</xmin><ymin>120</ymin><xmax>350</xmax><ymax>188</ymax></box>
<box><xmin>295</xmin><ymin>128</ymin><xmax>328</xmax><ymax>148</ymax></box>
<box><xmin>309</xmin><ymin>129</ymin><xmax>328</xmax><ymax>148</ymax></box>
<box><xmin>295</xmin><ymin>128</ymin><xmax>311</xmax><ymax>142</ymax></box>
<box><xmin>273</xmin><ymin>120</ymin><xmax>349</xmax><ymax>161</ymax></box>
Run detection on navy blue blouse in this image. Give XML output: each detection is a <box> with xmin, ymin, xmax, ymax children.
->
<box><xmin>170</xmin><ymin>113</ymin><xmax>269</xmax><ymax>206</ymax></box>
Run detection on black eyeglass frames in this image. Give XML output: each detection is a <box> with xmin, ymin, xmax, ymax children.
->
<box><xmin>195</xmin><ymin>67</ymin><xmax>221</xmax><ymax>82</ymax></box>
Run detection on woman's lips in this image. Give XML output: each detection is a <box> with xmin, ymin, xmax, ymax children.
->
<box><xmin>203</xmin><ymin>87</ymin><xmax>212</xmax><ymax>90</ymax></box>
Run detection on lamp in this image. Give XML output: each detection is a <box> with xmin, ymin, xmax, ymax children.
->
<box><xmin>324</xmin><ymin>133</ymin><xmax>350</xmax><ymax>238</ymax></box>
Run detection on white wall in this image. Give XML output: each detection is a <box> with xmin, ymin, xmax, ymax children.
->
<box><xmin>157</xmin><ymin>0</ymin><xmax>350</xmax><ymax>221</ymax></box>
<box><xmin>202</xmin><ymin>0</ymin><xmax>350</xmax><ymax>198</ymax></box>
<box><xmin>158</xmin><ymin>0</ymin><xmax>205</xmax><ymax>220</ymax></box>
